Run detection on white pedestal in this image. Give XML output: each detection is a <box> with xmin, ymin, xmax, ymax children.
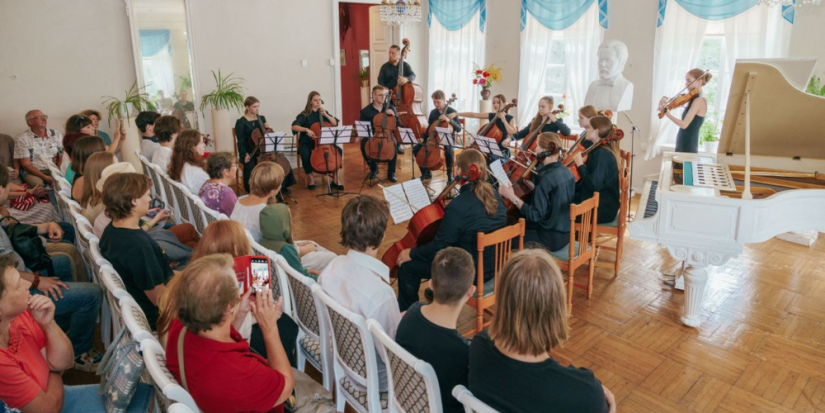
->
<box><xmin>479</xmin><ymin>99</ymin><xmax>492</xmax><ymax>127</ymax></box>
<box><xmin>120</xmin><ymin>117</ymin><xmax>141</xmax><ymax>174</ymax></box>
<box><xmin>211</xmin><ymin>108</ymin><xmax>233</xmax><ymax>153</ymax></box>
<box><xmin>681</xmin><ymin>265</ymin><xmax>708</xmax><ymax>327</ymax></box>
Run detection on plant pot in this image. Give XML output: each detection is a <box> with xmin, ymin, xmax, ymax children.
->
<box><xmin>119</xmin><ymin>116</ymin><xmax>142</xmax><ymax>173</ymax></box>
<box><xmin>211</xmin><ymin>108</ymin><xmax>233</xmax><ymax>153</ymax></box>
<box><xmin>480</xmin><ymin>88</ymin><xmax>492</xmax><ymax>101</ymax></box>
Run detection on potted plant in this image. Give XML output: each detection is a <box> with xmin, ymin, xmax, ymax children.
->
<box><xmin>200</xmin><ymin>70</ymin><xmax>245</xmax><ymax>152</ymax></box>
<box><xmin>472</xmin><ymin>63</ymin><xmax>502</xmax><ymax>101</ymax></box>
<box><xmin>357</xmin><ymin>68</ymin><xmax>369</xmax><ymax>87</ymax></box>
<box><xmin>699</xmin><ymin>117</ymin><xmax>721</xmax><ymax>153</ymax></box>
<box><xmin>102</xmin><ymin>81</ymin><xmax>157</xmax><ymax>172</ymax></box>
<box><xmin>806</xmin><ymin>75</ymin><xmax>825</xmax><ymax>97</ymax></box>
<box><xmin>358</xmin><ymin>68</ymin><xmax>370</xmax><ymax>107</ymax></box>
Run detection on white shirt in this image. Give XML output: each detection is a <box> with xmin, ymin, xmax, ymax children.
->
<box><xmin>229</xmin><ymin>197</ymin><xmax>267</xmax><ymax>241</ymax></box>
<box><xmin>181</xmin><ymin>163</ymin><xmax>209</xmax><ymax>195</ymax></box>
<box><xmin>14</xmin><ymin>129</ymin><xmax>64</xmax><ymax>170</ymax></box>
<box><xmin>141</xmin><ymin>138</ymin><xmax>160</xmax><ymax>160</ymax></box>
<box><xmin>151</xmin><ymin>146</ymin><xmax>173</xmax><ymax>172</ymax></box>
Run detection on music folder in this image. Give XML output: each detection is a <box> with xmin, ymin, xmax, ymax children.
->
<box><xmin>381</xmin><ymin>178</ymin><xmax>431</xmax><ymax>224</ymax></box>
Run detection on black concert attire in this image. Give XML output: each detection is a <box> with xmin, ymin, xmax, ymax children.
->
<box><xmin>359</xmin><ymin>103</ymin><xmax>398</xmax><ymax>178</ymax></box>
<box><xmin>482</xmin><ymin>112</ymin><xmax>514</xmax><ymax>164</ymax></box>
<box><xmin>574</xmin><ymin>141</ymin><xmax>620</xmax><ymax>224</ymax></box>
<box><xmin>291</xmin><ymin>110</ymin><xmax>343</xmax><ymax>175</ymax></box>
<box><xmin>413</xmin><ymin>107</ymin><xmax>461</xmax><ymax>180</ymax></box>
<box><xmin>235</xmin><ymin>115</ymin><xmax>296</xmax><ymax>193</ymax></box>
<box><xmin>674</xmin><ymin>95</ymin><xmax>704</xmax><ymax>153</ymax></box>
<box><xmin>512</xmin><ymin>117</ymin><xmax>572</xmax><ymax>141</ymax></box>
<box><xmin>518</xmin><ymin>160</ymin><xmax>576</xmax><ymax>252</ymax></box>
<box><xmin>377</xmin><ymin>61</ymin><xmax>416</xmax><ymax>91</ymax></box>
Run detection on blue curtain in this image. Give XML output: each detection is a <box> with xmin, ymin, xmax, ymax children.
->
<box><xmin>428</xmin><ymin>0</ymin><xmax>486</xmax><ymax>32</ymax></box>
<box><xmin>520</xmin><ymin>0</ymin><xmax>605</xmax><ymax>31</ymax></box>
<box><xmin>139</xmin><ymin>29</ymin><xmax>171</xmax><ymax>57</ymax></box>
<box><xmin>657</xmin><ymin>0</ymin><xmax>793</xmax><ymax>26</ymax></box>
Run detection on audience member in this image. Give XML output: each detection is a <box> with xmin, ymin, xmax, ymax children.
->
<box><xmin>0</xmin><ymin>133</ymin><xmax>21</xmax><ymax>184</ymax></box>
<box><xmin>15</xmin><ymin>110</ymin><xmax>63</xmax><ymax>187</ymax></box>
<box><xmin>173</xmin><ymin>90</ymin><xmax>195</xmax><ymax>128</ymax></box>
<box><xmin>319</xmin><ymin>194</ymin><xmax>397</xmax><ymax>391</ymax></box>
<box><xmin>164</xmin><ymin>254</ymin><xmax>294</xmax><ymax>413</ymax></box>
<box><xmin>68</xmin><ymin>136</ymin><xmax>105</xmax><ymax>199</ymax></box>
<box><xmin>137</xmin><ymin>111</ymin><xmax>161</xmax><ymax>159</ymax></box>
<box><xmin>3</xmin><ymin>180</ymin><xmax>59</xmax><ymax>224</ymax></box>
<box><xmin>61</xmin><ymin>114</ymin><xmax>95</xmax><ymax>181</ymax></box>
<box><xmin>78</xmin><ymin>152</ymin><xmax>116</xmax><ymax>222</ymax></box>
<box><xmin>396</xmin><ymin>247</ymin><xmax>474</xmax><ymax>413</ymax></box>
<box><xmin>168</xmin><ymin>129</ymin><xmax>208</xmax><ymax>194</ymax></box>
<box><xmin>199</xmin><ymin>151</ymin><xmax>238</xmax><ymax>216</ymax></box>
<box><xmin>151</xmin><ymin>115</ymin><xmax>182</xmax><ymax>171</ymax></box>
<box><xmin>468</xmin><ymin>249</ymin><xmax>616</xmax><ymax>413</ymax></box>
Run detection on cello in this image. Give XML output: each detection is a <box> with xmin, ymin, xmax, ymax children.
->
<box><xmin>475</xmin><ymin>98</ymin><xmax>518</xmax><ymax>144</ymax></box>
<box><xmin>504</xmin><ymin>116</ymin><xmax>550</xmax><ymax>183</ymax></box>
<box><xmin>308</xmin><ymin>103</ymin><xmax>343</xmax><ymax>177</ymax></box>
<box><xmin>365</xmin><ymin>90</ymin><xmax>399</xmax><ymax>163</ymax></box>
<box><xmin>393</xmin><ymin>39</ymin><xmax>427</xmax><ymax>142</ymax></box>
<box><xmin>249</xmin><ymin>123</ymin><xmax>294</xmax><ymax>177</ymax></box>
<box><xmin>415</xmin><ymin>94</ymin><xmax>457</xmax><ymax>171</ymax></box>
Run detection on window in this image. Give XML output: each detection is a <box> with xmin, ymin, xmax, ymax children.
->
<box><xmin>542</xmin><ymin>32</ymin><xmax>566</xmax><ymax>103</ymax></box>
<box><xmin>696</xmin><ymin>21</ymin><xmax>724</xmax><ymax>141</ymax></box>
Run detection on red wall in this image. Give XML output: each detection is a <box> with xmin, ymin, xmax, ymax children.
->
<box><xmin>339</xmin><ymin>3</ymin><xmax>372</xmax><ymax>125</ymax></box>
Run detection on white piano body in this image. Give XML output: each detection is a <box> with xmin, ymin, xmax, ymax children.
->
<box><xmin>630</xmin><ymin>58</ymin><xmax>825</xmax><ymax>327</ymax></box>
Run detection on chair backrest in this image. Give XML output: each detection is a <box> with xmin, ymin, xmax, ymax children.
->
<box><xmin>136</xmin><ymin>151</ymin><xmax>156</xmax><ymax>194</ymax></box>
<box><xmin>311</xmin><ymin>284</ymin><xmax>381</xmax><ymax>397</ymax></box>
<box><xmin>275</xmin><ymin>255</ymin><xmax>321</xmax><ymax>338</ymax></box>
<box><xmin>143</xmin><ymin>157</ymin><xmax>168</xmax><ymax>207</ymax></box>
<box><xmin>247</xmin><ymin>238</ymin><xmax>293</xmax><ymax>316</ymax></box>
<box><xmin>74</xmin><ymin>218</ymin><xmax>94</xmax><ymax>271</ymax></box>
<box><xmin>475</xmin><ymin>218</ymin><xmax>525</xmax><ymax>298</ymax></box>
<box><xmin>452</xmin><ymin>385</ymin><xmax>500</xmax><ymax>413</ymax></box>
<box><xmin>99</xmin><ymin>265</ymin><xmax>130</xmax><ymax>300</ymax></box>
<box><xmin>169</xmin><ymin>180</ymin><xmax>194</xmax><ymax>224</ymax></box>
<box><xmin>183</xmin><ymin>192</ymin><xmax>206</xmax><ymax>235</ymax></box>
<box><xmin>88</xmin><ymin>238</ymin><xmax>113</xmax><ymax>285</ymax></box>
<box><xmin>168</xmin><ymin>403</ymin><xmax>197</xmax><ymax>413</ymax></box>
<box><xmin>569</xmin><ymin>192</ymin><xmax>599</xmax><ymax>264</ymax></box>
<box><xmin>119</xmin><ymin>295</ymin><xmax>156</xmax><ymax>343</ymax></box>
<box><xmin>155</xmin><ymin>165</ymin><xmax>181</xmax><ymax>225</ymax></box>
<box><xmin>368</xmin><ymin>320</ymin><xmax>443</xmax><ymax>413</ymax></box>
<box><xmin>140</xmin><ymin>338</ymin><xmax>200</xmax><ymax>413</ymax></box>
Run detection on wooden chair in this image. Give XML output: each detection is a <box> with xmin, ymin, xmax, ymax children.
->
<box><xmin>551</xmin><ymin>193</ymin><xmax>599</xmax><ymax>313</ymax></box>
<box><xmin>231</xmin><ymin>128</ymin><xmax>245</xmax><ymax>193</ymax></box>
<box><xmin>464</xmin><ymin>218</ymin><xmax>525</xmax><ymax>336</ymax></box>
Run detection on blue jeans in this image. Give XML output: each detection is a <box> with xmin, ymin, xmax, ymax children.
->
<box><xmin>61</xmin><ymin>383</ymin><xmax>153</xmax><ymax>413</ymax></box>
<box><xmin>31</xmin><ymin>255</ymin><xmax>102</xmax><ymax>356</ymax></box>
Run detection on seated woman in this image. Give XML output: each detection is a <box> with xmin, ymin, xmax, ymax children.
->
<box><xmin>157</xmin><ymin>219</ymin><xmax>299</xmax><ymax>366</ymax></box>
<box><xmin>199</xmin><ymin>151</ymin><xmax>239</xmax><ymax>216</ymax></box>
<box><xmin>499</xmin><ymin>132</ymin><xmax>575</xmax><ymax>252</ymax></box>
<box><xmin>70</xmin><ymin>136</ymin><xmax>106</xmax><ymax>201</ymax></box>
<box><xmin>78</xmin><ymin>152</ymin><xmax>116</xmax><ymax>223</ymax></box>
<box><xmin>231</xmin><ymin>162</ymin><xmax>335</xmax><ymax>272</ymax></box>
<box><xmin>151</xmin><ymin>115</ymin><xmax>182</xmax><ymax>172</ymax></box>
<box><xmin>168</xmin><ymin>129</ymin><xmax>209</xmax><ymax>195</ymax></box>
<box><xmin>0</xmin><ymin>255</ymin><xmax>151</xmax><ymax>413</ymax></box>
<box><xmin>454</xmin><ymin>93</ymin><xmax>518</xmax><ymax>163</ymax></box>
<box><xmin>3</xmin><ymin>180</ymin><xmax>60</xmax><ymax>224</ymax></box>
<box><xmin>572</xmin><ymin>115</ymin><xmax>621</xmax><ymax>224</ymax></box>
<box><xmin>163</xmin><ymin>254</ymin><xmax>295</xmax><ymax>413</ymax></box>
<box><xmin>468</xmin><ymin>249</ymin><xmax>616</xmax><ymax>413</ymax></box>
<box><xmin>61</xmin><ymin>114</ymin><xmax>96</xmax><ymax>181</ymax></box>
<box><xmin>291</xmin><ymin>91</ymin><xmax>344</xmax><ymax>190</ymax></box>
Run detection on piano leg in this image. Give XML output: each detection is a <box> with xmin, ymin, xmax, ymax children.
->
<box><xmin>681</xmin><ymin>264</ymin><xmax>708</xmax><ymax>328</ymax></box>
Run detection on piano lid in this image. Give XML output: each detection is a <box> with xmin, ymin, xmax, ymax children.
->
<box><xmin>718</xmin><ymin>58</ymin><xmax>825</xmax><ymax>161</ymax></box>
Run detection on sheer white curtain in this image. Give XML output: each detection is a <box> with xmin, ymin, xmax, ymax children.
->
<box><xmin>646</xmin><ymin>2</ymin><xmax>707</xmax><ymax>160</ymax></box>
<box><xmin>428</xmin><ymin>12</ymin><xmax>485</xmax><ymax>128</ymax></box>
<box><xmin>517</xmin><ymin>6</ymin><xmax>601</xmax><ymax>128</ymax></box>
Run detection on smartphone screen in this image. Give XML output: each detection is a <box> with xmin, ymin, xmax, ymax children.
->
<box><xmin>249</xmin><ymin>258</ymin><xmax>271</xmax><ymax>294</ymax></box>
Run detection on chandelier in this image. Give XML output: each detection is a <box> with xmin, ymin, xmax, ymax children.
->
<box><xmin>756</xmin><ymin>0</ymin><xmax>821</xmax><ymax>6</ymax></box>
<box><xmin>379</xmin><ymin>0</ymin><xmax>422</xmax><ymax>26</ymax></box>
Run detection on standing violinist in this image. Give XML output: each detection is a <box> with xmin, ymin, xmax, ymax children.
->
<box><xmin>498</xmin><ymin>132</ymin><xmax>575</xmax><ymax>253</ymax></box>
<box><xmin>395</xmin><ymin>149</ymin><xmax>507</xmax><ymax>311</ymax></box>
<box><xmin>235</xmin><ymin>96</ymin><xmax>296</xmax><ymax>194</ymax></box>
<box><xmin>359</xmin><ymin>85</ymin><xmax>398</xmax><ymax>182</ymax></box>
<box><xmin>414</xmin><ymin>90</ymin><xmax>462</xmax><ymax>182</ymax></box>
<box><xmin>455</xmin><ymin>94</ymin><xmax>518</xmax><ymax>163</ymax></box>
<box><xmin>658</xmin><ymin>68</ymin><xmax>710</xmax><ymax>154</ymax></box>
<box><xmin>572</xmin><ymin>115</ymin><xmax>621</xmax><ymax>224</ymax></box>
<box><xmin>512</xmin><ymin>96</ymin><xmax>572</xmax><ymax>144</ymax></box>
<box><xmin>291</xmin><ymin>91</ymin><xmax>344</xmax><ymax>190</ymax></box>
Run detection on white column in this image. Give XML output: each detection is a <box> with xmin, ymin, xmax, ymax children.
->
<box><xmin>681</xmin><ymin>264</ymin><xmax>708</xmax><ymax>328</ymax></box>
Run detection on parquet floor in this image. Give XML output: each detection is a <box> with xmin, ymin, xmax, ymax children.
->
<box><xmin>288</xmin><ymin>144</ymin><xmax>825</xmax><ymax>413</ymax></box>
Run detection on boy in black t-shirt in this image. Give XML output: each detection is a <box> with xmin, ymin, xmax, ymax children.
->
<box><xmin>99</xmin><ymin>173</ymin><xmax>173</xmax><ymax>330</ymax></box>
<box><xmin>395</xmin><ymin>247</ymin><xmax>475</xmax><ymax>413</ymax></box>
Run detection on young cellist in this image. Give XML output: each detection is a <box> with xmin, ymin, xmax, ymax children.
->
<box><xmin>454</xmin><ymin>94</ymin><xmax>518</xmax><ymax>163</ymax></box>
<box><xmin>395</xmin><ymin>148</ymin><xmax>507</xmax><ymax>311</ymax></box>
<box><xmin>658</xmin><ymin>68</ymin><xmax>710</xmax><ymax>154</ymax></box>
<box><xmin>235</xmin><ymin>96</ymin><xmax>296</xmax><ymax>194</ymax></box>
<box><xmin>413</xmin><ymin>90</ymin><xmax>462</xmax><ymax>182</ymax></box>
<box><xmin>359</xmin><ymin>85</ymin><xmax>398</xmax><ymax>182</ymax></box>
<box><xmin>572</xmin><ymin>115</ymin><xmax>621</xmax><ymax>224</ymax></box>
<box><xmin>512</xmin><ymin>96</ymin><xmax>572</xmax><ymax>144</ymax></box>
<box><xmin>291</xmin><ymin>91</ymin><xmax>344</xmax><ymax>190</ymax></box>
<box><xmin>499</xmin><ymin>132</ymin><xmax>575</xmax><ymax>253</ymax></box>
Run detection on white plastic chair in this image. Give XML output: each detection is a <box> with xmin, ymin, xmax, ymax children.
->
<box><xmin>368</xmin><ymin>320</ymin><xmax>443</xmax><ymax>413</ymax></box>
<box><xmin>119</xmin><ymin>296</ymin><xmax>157</xmax><ymax>343</ymax></box>
<box><xmin>248</xmin><ymin>237</ymin><xmax>294</xmax><ymax>317</ymax></box>
<box><xmin>452</xmin><ymin>385</ymin><xmax>500</xmax><ymax>413</ymax></box>
<box><xmin>169</xmin><ymin>180</ymin><xmax>195</xmax><ymax>225</ymax></box>
<box><xmin>140</xmin><ymin>339</ymin><xmax>200</xmax><ymax>413</ymax></box>
<box><xmin>154</xmin><ymin>165</ymin><xmax>182</xmax><ymax>225</ymax></box>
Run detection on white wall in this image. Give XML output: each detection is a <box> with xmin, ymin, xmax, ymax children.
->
<box><xmin>789</xmin><ymin>5</ymin><xmax>825</xmax><ymax>78</ymax></box>
<box><xmin>400</xmin><ymin>0</ymin><xmax>430</xmax><ymax>113</ymax></box>
<box><xmin>0</xmin><ymin>0</ymin><xmax>135</xmax><ymax>137</ymax></box>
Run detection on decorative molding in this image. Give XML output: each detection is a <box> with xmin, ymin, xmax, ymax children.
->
<box><xmin>665</xmin><ymin>245</ymin><xmax>735</xmax><ymax>267</ymax></box>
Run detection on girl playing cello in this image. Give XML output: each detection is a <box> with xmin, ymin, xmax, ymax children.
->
<box><xmin>455</xmin><ymin>94</ymin><xmax>518</xmax><ymax>163</ymax></box>
<box><xmin>235</xmin><ymin>96</ymin><xmax>297</xmax><ymax>194</ymax></box>
<box><xmin>512</xmin><ymin>96</ymin><xmax>572</xmax><ymax>144</ymax></box>
<box><xmin>291</xmin><ymin>91</ymin><xmax>344</xmax><ymax>190</ymax></box>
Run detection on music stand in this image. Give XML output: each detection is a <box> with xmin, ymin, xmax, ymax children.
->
<box><xmin>354</xmin><ymin>120</ymin><xmax>382</xmax><ymax>190</ymax></box>
<box><xmin>470</xmin><ymin>133</ymin><xmax>504</xmax><ymax>159</ymax></box>
<box><xmin>398</xmin><ymin>127</ymin><xmax>419</xmax><ymax>180</ymax></box>
<box><xmin>316</xmin><ymin>126</ymin><xmax>355</xmax><ymax>199</ymax></box>
<box><xmin>434</xmin><ymin>127</ymin><xmax>463</xmax><ymax>199</ymax></box>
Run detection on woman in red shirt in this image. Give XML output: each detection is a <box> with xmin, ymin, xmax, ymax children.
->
<box><xmin>163</xmin><ymin>254</ymin><xmax>294</xmax><ymax>413</ymax></box>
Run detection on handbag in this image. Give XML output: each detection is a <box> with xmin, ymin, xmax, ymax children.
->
<box><xmin>0</xmin><ymin>216</ymin><xmax>54</xmax><ymax>276</ymax></box>
<box><xmin>97</xmin><ymin>327</ymin><xmax>151</xmax><ymax>413</ymax></box>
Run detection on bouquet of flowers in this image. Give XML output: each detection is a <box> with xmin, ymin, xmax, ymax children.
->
<box><xmin>472</xmin><ymin>63</ymin><xmax>502</xmax><ymax>89</ymax></box>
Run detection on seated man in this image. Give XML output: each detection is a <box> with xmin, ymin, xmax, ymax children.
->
<box><xmin>14</xmin><ymin>110</ymin><xmax>63</xmax><ymax>187</ymax></box>
<box><xmin>0</xmin><ymin>165</ymin><xmax>103</xmax><ymax>370</ymax></box>
<box><xmin>359</xmin><ymin>85</ymin><xmax>398</xmax><ymax>182</ymax></box>
<box><xmin>137</xmin><ymin>111</ymin><xmax>161</xmax><ymax>160</ymax></box>
<box><xmin>396</xmin><ymin>247</ymin><xmax>474</xmax><ymax>413</ymax></box>
<box><xmin>100</xmin><ymin>173</ymin><xmax>173</xmax><ymax>330</ymax></box>
<box><xmin>318</xmin><ymin>194</ymin><xmax>399</xmax><ymax>391</ymax></box>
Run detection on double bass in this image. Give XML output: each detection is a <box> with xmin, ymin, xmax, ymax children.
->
<box><xmin>393</xmin><ymin>39</ymin><xmax>427</xmax><ymax>142</ymax></box>
<box><xmin>309</xmin><ymin>103</ymin><xmax>342</xmax><ymax>176</ymax></box>
<box><xmin>365</xmin><ymin>91</ymin><xmax>399</xmax><ymax>163</ymax></box>
<box><xmin>415</xmin><ymin>94</ymin><xmax>457</xmax><ymax>171</ymax></box>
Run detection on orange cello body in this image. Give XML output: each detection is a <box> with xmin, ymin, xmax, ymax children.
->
<box><xmin>309</xmin><ymin>118</ymin><xmax>342</xmax><ymax>175</ymax></box>
<box><xmin>381</xmin><ymin>179</ymin><xmax>459</xmax><ymax>276</ymax></box>
<box><xmin>365</xmin><ymin>111</ymin><xmax>399</xmax><ymax>163</ymax></box>
<box><xmin>393</xmin><ymin>39</ymin><xmax>428</xmax><ymax>143</ymax></box>
<box><xmin>415</xmin><ymin>94</ymin><xmax>456</xmax><ymax>171</ymax></box>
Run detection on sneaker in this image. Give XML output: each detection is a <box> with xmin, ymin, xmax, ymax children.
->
<box><xmin>74</xmin><ymin>348</ymin><xmax>103</xmax><ymax>372</ymax></box>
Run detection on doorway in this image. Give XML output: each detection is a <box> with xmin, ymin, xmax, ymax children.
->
<box><xmin>339</xmin><ymin>3</ymin><xmax>373</xmax><ymax>124</ymax></box>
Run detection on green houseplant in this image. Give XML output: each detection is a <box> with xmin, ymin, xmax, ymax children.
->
<box><xmin>102</xmin><ymin>81</ymin><xmax>157</xmax><ymax>126</ymax></box>
<box><xmin>200</xmin><ymin>70</ymin><xmax>245</xmax><ymax>152</ymax></box>
<box><xmin>806</xmin><ymin>75</ymin><xmax>825</xmax><ymax>97</ymax></box>
<box><xmin>177</xmin><ymin>74</ymin><xmax>193</xmax><ymax>96</ymax></box>
<box><xmin>357</xmin><ymin>68</ymin><xmax>369</xmax><ymax>86</ymax></box>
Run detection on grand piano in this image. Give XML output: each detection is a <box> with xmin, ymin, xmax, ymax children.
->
<box><xmin>630</xmin><ymin>58</ymin><xmax>825</xmax><ymax>327</ymax></box>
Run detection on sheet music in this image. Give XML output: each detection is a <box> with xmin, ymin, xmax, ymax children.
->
<box><xmin>436</xmin><ymin>127</ymin><xmax>454</xmax><ymax>147</ymax></box>
<box><xmin>473</xmin><ymin>134</ymin><xmax>503</xmax><ymax>157</ymax></box>
<box><xmin>490</xmin><ymin>159</ymin><xmax>511</xmax><ymax>187</ymax></box>
<box><xmin>319</xmin><ymin>126</ymin><xmax>353</xmax><ymax>145</ymax></box>
<box><xmin>398</xmin><ymin>128</ymin><xmax>417</xmax><ymax>144</ymax></box>
<box><xmin>383</xmin><ymin>184</ymin><xmax>414</xmax><ymax>224</ymax></box>
<box><xmin>263</xmin><ymin>132</ymin><xmax>288</xmax><ymax>153</ymax></box>
<box><xmin>402</xmin><ymin>179</ymin><xmax>430</xmax><ymax>211</ymax></box>
<box><xmin>354</xmin><ymin>121</ymin><xmax>373</xmax><ymax>138</ymax></box>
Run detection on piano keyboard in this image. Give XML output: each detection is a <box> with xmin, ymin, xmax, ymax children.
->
<box><xmin>644</xmin><ymin>181</ymin><xmax>659</xmax><ymax>218</ymax></box>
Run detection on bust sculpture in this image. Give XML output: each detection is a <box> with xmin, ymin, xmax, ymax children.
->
<box><xmin>584</xmin><ymin>39</ymin><xmax>634</xmax><ymax>115</ymax></box>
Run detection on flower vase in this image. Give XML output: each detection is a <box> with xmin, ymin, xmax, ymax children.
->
<box><xmin>480</xmin><ymin>88</ymin><xmax>491</xmax><ymax>101</ymax></box>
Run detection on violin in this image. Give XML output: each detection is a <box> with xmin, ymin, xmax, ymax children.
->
<box><xmin>309</xmin><ymin>102</ymin><xmax>342</xmax><ymax>175</ymax></box>
<box><xmin>415</xmin><ymin>93</ymin><xmax>457</xmax><ymax>171</ymax></box>
<box><xmin>394</xmin><ymin>39</ymin><xmax>427</xmax><ymax>143</ymax></box>
<box><xmin>365</xmin><ymin>91</ymin><xmax>399</xmax><ymax>163</ymax></box>
<box><xmin>476</xmin><ymin>98</ymin><xmax>518</xmax><ymax>144</ymax></box>
<box><xmin>658</xmin><ymin>70</ymin><xmax>708</xmax><ymax>118</ymax></box>
<box><xmin>562</xmin><ymin>127</ymin><xmax>625</xmax><ymax>181</ymax></box>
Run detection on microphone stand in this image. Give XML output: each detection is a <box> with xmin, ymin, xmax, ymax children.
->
<box><xmin>621</xmin><ymin>111</ymin><xmax>640</xmax><ymax>221</ymax></box>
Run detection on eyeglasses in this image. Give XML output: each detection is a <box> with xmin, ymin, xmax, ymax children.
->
<box><xmin>27</xmin><ymin>115</ymin><xmax>48</xmax><ymax>122</ymax></box>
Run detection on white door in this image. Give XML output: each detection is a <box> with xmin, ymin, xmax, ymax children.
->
<box><xmin>368</xmin><ymin>6</ymin><xmax>393</xmax><ymax>90</ymax></box>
